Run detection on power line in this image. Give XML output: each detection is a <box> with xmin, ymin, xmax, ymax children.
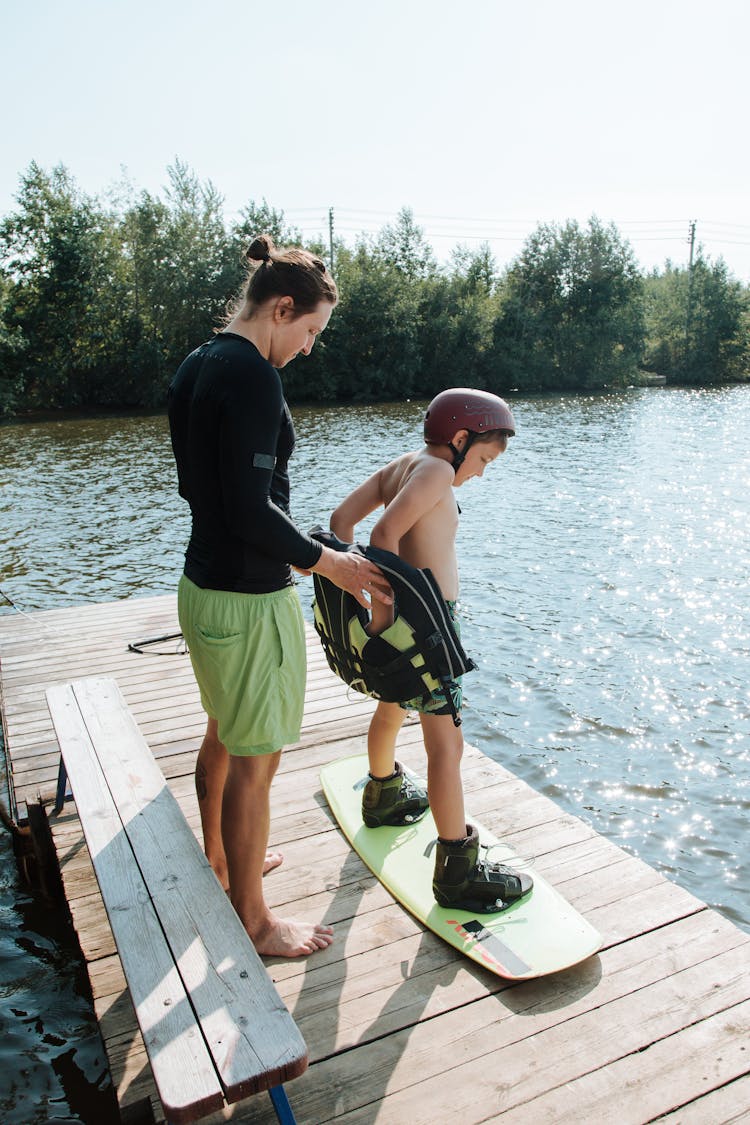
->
<box><xmin>699</xmin><ymin>219</ymin><xmax>750</xmax><ymax>231</ymax></box>
<box><xmin>282</xmin><ymin>207</ymin><xmax>750</xmax><ymax>279</ymax></box>
<box><xmin>703</xmin><ymin>237</ymin><xmax>750</xmax><ymax>246</ymax></box>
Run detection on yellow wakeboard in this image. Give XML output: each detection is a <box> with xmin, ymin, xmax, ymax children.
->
<box><xmin>321</xmin><ymin>754</ymin><xmax>601</xmax><ymax>980</ymax></box>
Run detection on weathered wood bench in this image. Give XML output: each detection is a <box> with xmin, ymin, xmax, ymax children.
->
<box><xmin>47</xmin><ymin>675</ymin><xmax>307</xmax><ymax>1125</ymax></box>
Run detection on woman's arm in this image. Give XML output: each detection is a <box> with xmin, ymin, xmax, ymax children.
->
<box><xmin>221</xmin><ymin>364</ymin><xmax>323</xmax><ymax>569</ymax></box>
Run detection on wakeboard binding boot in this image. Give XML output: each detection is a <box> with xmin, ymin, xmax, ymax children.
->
<box><xmin>432</xmin><ymin>823</ymin><xmax>533</xmax><ymax>912</ymax></box>
<box><xmin>362</xmin><ymin>761</ymin><xmax>430</xmax><ymax>828</ymax></box>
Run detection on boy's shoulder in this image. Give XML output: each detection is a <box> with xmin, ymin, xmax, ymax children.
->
<box><xmin>380</xmin><ymin>447</ymin><xmax>454</xmax><ymax>502</ymax></box>
<box><xmin>395</xmin><ymin>447</ymin><xmax>454</xmax><ymax>484</ymax></box>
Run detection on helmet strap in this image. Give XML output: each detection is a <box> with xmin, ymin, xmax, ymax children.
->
<box><xmin>449</xmin><ymin>432</ymin><xmax>476</xmax><ymax>469</ymax></box>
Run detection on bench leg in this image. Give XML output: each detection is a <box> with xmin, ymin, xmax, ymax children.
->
<box><xmin>53</xmin><ymin>758</ymin><xmax>69</xmax><ymax>815</ymax></box>
<box><xmin>269</xmin><ymin>1085</ymin><xmax>297</xmax><ymax>1125</ymax></box>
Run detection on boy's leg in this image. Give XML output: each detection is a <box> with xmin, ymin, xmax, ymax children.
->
<box><xmin>419</xmin><ymin>712</ymin><xmax>467</xmax><ymax>841</ymax></box>
<box><xmin>421</xmin><ymin>713</ymin><xmax>533</xmax><ymax>911</ymax></box>
<box><xmin>223</xmin><ymin>751</ymin><xmax>334</xmax><ymax>956</ymax></box>
<box><xmin>362</xmin><ymin>701</ymin><xmax>429</xmax><ymax>828</ymax></box>
<box><xmin>196</xmin><ymin>718</ymin><xmax>282</xmax><ymax>889</ymax></box>
<box><xmin>367</xmin><ymin>700</ymin><xmax>405</xmax><ymax>777</ymax></box>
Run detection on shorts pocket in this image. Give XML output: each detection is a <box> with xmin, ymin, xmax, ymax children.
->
<box><xmin>194</xmin><ymin>625</ymin><xmax>242</xmax><ymax>647</ymax></box>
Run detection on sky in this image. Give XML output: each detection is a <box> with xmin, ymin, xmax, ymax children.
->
<box><xmin>3</xmin><ymin>0</ymin><xmax>750</xmax><ymax>281</ymax></box>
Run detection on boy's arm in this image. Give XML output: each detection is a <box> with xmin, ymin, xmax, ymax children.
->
<box><xmin>330</xmin><ymin>470</ymin><xmax>384</xmax><ymax>543</ymax></box>
<box><xmin>368</xmin><ymin>459</ymin><xmax>453</xmax><ymax>633</ymax></box>
<box><xmin>369</xmin><ymin>458</ymin><xmax>452</xmax><ymax>552</ymax></box>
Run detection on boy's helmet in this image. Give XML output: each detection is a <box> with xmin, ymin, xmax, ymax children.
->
<box><xmin>424</xmin><ymin>388</ymin><xmax>516</xmax><ymax>443</ymax></box>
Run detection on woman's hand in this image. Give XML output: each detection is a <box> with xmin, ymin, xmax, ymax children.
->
<box><xmin>311</xmin><ymin>546</ymin><xmax>392</xmax><ymax>610</ymax></box>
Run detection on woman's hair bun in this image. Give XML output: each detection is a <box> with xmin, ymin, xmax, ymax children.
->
<box><xmin>246</xmin><ymin>234</ymin><xmax>275</xmax><ymax>264</ymax></box>
<box><xmin>233</xmin><ymin>233</ymin><xmax>338</xmax><ymax>317</ymax></box>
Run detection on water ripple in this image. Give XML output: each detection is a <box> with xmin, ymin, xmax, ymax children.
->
<box><xmin>1</xmin><ymin>391</ymin><xmax>749</xmax><ymax>932</ymax></box>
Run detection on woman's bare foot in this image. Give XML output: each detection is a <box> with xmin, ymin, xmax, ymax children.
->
<box><xmin>216</xmin><ymin>848</ymin><xmax>283</xmax><ymax>892</ymax></box>
<box><xmin>263</xmin><ymin>849</ymin><xmax>284</xmax><ymax>876</ymax></box>
<box><xmin>251</xmin><ymin>914</ymin><xmax>334</xmax><ymax>957</ymax></box>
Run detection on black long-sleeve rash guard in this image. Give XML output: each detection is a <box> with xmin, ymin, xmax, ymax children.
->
<box><xmin>168</xmin><ymin>332</ymin><xmax>323</xmax><ymax>594</ymax></box>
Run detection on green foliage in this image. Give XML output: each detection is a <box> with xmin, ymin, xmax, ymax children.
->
<box><xmin>416</xmin><ymin>244</ymin><xmax>501</xmax><ymax>397</ymax></box>
<box><xmin>0</xmin><ymin>162</ymin><xmax>748</xmax><ymax>416</ymax></box>
<box><xmin>231</xmin><ymin>198</ymin><xmax>302</xmax><ymax>255</ymax></box>
<box><xmin>493</xmin><ymin>218</ymin><xmax>645</xmax><ymax>392</ymax></box>
<box><xmin>0</xmin><ymin>271</ymin><xmax>25</xmax><ymax>414</ymax></box>
<box><xmin>286</xmin><ymin>242</ymin><xmax>425</xmax><ymax>403</ymax></box>
<box><xmin>0</xmin><ymin>161</ymin><xmax>243</xmax><ymax>412</ymax></box>
<box><xmin>119</xmin><ymin>161</ymin><xmax>239</xmax><ymax>401</ymax></box>
<box><xmin>0</xmin><ymin>162</ymin><xmax>133</xmax><ymax>410</ymax></box>
<box><xmin>644</xmin><ymin>255</ymin><xmax>750</xmax><ymax>384</ymax></box>
<box><xmin>373</xmin><ymin>207</ymin><xmax>437</xmax><ymax>281</ymax></box>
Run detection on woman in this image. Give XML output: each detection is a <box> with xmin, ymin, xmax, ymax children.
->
<box><xmin>168</xmin><ymin>235</ymin><xmax>390</xmax><ymax>957</ymax></box>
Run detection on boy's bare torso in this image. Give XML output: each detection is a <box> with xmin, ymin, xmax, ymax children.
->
<box><xmin>377</xmin><ymin>450</ymin><xmax>460</xmax><ymax>600</ymax></box>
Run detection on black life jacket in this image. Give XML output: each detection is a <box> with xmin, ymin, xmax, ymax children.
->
<box><xmin>309</xmin><ymin>527</ymin><xmax>476</xmax><ymax>726</ymax></box>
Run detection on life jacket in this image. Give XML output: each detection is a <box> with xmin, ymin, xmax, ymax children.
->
<box><xmin>309</xmin><ymin>527</ymin><xmax>476</xmax><ymax>726</ymax></box>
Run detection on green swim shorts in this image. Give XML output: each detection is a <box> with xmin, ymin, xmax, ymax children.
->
<box><xmin>399</xmin><ymin>600</ymin><xmax>463</xmax><ymax>717</ymax></box>
<box><xmin>178</xmin><ymin>575</ymin><xmax>306</xmax><ymax>756</ymax></box>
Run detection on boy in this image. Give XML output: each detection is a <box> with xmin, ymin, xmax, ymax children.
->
<box><xmin>330</xmin><ymin>388</ymin><xmax>533</xmax><ymax>913</ymax></box>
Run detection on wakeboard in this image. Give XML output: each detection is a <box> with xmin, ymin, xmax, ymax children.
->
<box><xmin>321</xmin><ymin>753</ymin><xmax>601</xmax><ymax>980</ymax></box>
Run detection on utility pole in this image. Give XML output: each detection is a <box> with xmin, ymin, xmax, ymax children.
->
<box><xmin>328</xmin><ymin>207</ymin><xmax>335</xmax><ymax>273</ymax></box>
<box><xmin>685</xmin><ymin>220</ymin><xmax>696</xmax><ymax>366</ymax></box>
<box><xmin>687</xmin><ymin>219</ymin><xmax>696</xmax><ymax>271</ymax></box>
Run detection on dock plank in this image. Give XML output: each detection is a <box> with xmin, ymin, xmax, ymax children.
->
<box><xmin>2</xmin><ymin>592</ymin><xmax>750</xmax><ymax>1124</ymax></box>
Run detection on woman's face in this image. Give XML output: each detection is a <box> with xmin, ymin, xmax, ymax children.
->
<box><xmin>269</xmin><ymin>299</ymin><xmax>333</xmax><ymax>368</ymax></box>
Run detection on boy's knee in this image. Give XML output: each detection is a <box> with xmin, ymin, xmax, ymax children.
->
<box><xmin>371</xmin><ymin>702</ymin><xmax>404</xmax><ymax>731</ymax></box>
<box><xmin>421</xmin><ymin>717</ymin><xmax>464</xmax><ymax>759</ymax></box>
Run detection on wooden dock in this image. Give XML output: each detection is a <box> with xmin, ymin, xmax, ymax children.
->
<box><xmin>1</xmin><ymin>593</ymin><xmax>749</xmax><ymax>1124</ymax></box>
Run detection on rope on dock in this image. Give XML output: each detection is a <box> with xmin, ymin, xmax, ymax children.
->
<box><xmin>0</xmin><ymin>585</ymin><xmax>71</xmax><ymax>640</ymax></box>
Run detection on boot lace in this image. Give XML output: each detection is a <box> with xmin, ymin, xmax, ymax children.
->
<box><xmin>399</xmin><ymin>775</ymin><xmax>427</xmax><ymax>801</ymax></box>
<box><xmin>478</xmin><ymin>842</ymin><xmax>534</xmax><ymax>880</ymax></box>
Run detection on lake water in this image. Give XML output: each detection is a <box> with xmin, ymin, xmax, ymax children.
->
<box><xmin>1</xmin><ymin>386</ymin><xmax>749</xmax><ymax>1121</ymax></box>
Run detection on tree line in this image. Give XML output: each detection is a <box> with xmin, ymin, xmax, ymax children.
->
<box><xmin>1</xmin><ymin>160</ymin><xmax>749</xmax><ymax>417</ymax></box>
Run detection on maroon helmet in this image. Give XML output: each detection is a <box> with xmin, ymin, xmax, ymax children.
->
<box><xmin>424</xmin><ymin>388</ymin><xmax>516</xmax><ymax>444</ymax></box>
